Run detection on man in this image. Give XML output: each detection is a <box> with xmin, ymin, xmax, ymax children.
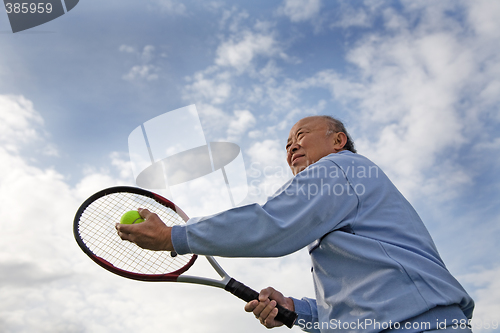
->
<box><xmin>116</xmin><ymin>116</ymin><xmax>474</xmax><ymax>332</ymax></box>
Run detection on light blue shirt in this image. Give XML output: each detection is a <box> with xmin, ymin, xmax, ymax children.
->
<box><xmin>172</xmin><ymin>151</ymin><xmax>474</xmax><ymax>332</ymax></box>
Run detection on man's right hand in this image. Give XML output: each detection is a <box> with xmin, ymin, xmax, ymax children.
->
<box><xmin>244</xmin><ymin>286</ymin><xmax>295</xmax><ymax>329</ymax></box>
<box><xmin>115</xmin><ymin>208</ymin><xmax>173</xmax><ymax>251</ymax></box>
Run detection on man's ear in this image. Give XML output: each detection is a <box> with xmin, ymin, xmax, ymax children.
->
<box><xmin>333</xmin><ymin>132</ymin><xmax>348</xmax><ymax>151</ymax></box>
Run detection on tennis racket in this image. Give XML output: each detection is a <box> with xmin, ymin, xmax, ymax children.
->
<box><xmin>73</xmin><ymin>186</ymin><xmax>298</xmax><ymax>328</ymax></box>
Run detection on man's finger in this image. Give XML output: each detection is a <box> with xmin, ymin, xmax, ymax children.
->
<box><xmin>258</xmin><ymin>287</ymin><xmax>275</xmax><ymax>302</ymax></box>
<box><xmin>244</xmin><ymin>300</ymin><xmax>259</xmax><ymax>312</ymax></box>
<box><xmin>252</xmin><ymin>299</ymin><xmax>270</xmax><ymax>318</ymax></box>
<box><xmin>116</xmin><ymin>228</ymin><xmax>132</xmax><ymax>242</ymax></box>
<box><xmin>115</xmin><ymin>223</ymin><xmax>137</xmax><ymax>241</ymax></box>
<box><xmin>258</xmin><ymin>300</ymin><xmax>277</xmax><ymax>321</ymax></box>
<box><xmin>115</xmin><ymin>222</ymin><xmax>134</xmax><ymax>234</ymax></box>
<box><xmin>264</xmin><ymin>308</ymin><xmax>279</xmax><ymax>328</ymax></box>
<box><xmin>138</xmin><ymin>208</ymin><xmax>153</xmax><ymax>220</ymax></box>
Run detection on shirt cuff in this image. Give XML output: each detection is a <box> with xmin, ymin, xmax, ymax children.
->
<box><xmin>171</xmin><ymin>225</ymin><xmax>191</xmax><ymax>254</ymax></box>
<box><xmin>291</xmin><ymin>297</ymin><xmax>320</xmax><ymax>332</ymax></box>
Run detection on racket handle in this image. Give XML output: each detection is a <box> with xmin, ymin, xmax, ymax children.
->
<box><xmin>224</xmin><ymin>278</ymin><xmax>298</xmax><ymax>329</ymax></box>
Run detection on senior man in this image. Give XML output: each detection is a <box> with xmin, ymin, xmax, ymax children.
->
<box><xmin>116</xmin><ymin>115</ymin><xmax>474</xmax><ymax>333</ymax></box>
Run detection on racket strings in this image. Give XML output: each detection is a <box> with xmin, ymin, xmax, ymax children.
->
<box><xmin>77</xmin><ymin>192</ymin><xmax>192</xmax><ymax>275</ymax></box>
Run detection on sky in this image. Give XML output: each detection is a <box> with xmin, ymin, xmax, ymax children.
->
<box><xmin>0</xmin><ymin>0</ymin><xmax>499</xmax><ymax>332</ymax></box>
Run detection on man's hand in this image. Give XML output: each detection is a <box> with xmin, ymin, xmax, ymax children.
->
<box><xmin>115</xmin><ymin>208</ymin><xmax>174</xmax><ymax>251</ymax></box>
<box><xmin>244</xmin><ymin>287</ymin><xmax>295</xmax><ymax>329</ymax></box>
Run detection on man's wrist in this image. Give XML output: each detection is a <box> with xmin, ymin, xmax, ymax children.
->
<box><xmin>162</xmin><ymin>226</ymin><xmax>173</xmax><ymax>251</ymax></box>
<box><xmin>285</xmin><ymin>297</ymin><xmax>295</xmax><ymax>312</ymax></box>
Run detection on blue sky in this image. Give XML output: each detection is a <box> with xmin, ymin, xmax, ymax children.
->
<box><xmin>1</xmin><ymin>0</ymin><xmax>499</xmax><ymax>332</ymax></box>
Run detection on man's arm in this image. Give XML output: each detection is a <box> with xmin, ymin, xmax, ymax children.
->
<box><xmin>116</xmin><ymin>159</ymin><xmax>357</xmax><ymax>259</ymax></box>
<box><xmin>168</xmin><ymin>160</ymin><xmax>358</xmax><ymax>257</ymax></box>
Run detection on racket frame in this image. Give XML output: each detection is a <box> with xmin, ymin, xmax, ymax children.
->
<box><xmin>73</xmin><ymin>186</ymin><xmax>197</xmax><ymax>282</ymax></box>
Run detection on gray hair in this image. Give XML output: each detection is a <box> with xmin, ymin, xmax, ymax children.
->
<box><xmin>321</xmin><ymin>115</ymin><xmax>357</xmax><ymax>153</ymax></box>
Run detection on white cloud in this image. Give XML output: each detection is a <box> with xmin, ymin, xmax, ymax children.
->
<box><xmin>460</xmin><ymin>266</ymin><xmax>500</xmax><ymax>333</ymax></box>
<box><xmin>182</xmin><ymin>9</ymin><xmax>296</xmax><ymax>117</ymax></box>
<box><xmin>247</xmin><ymin>139</ymin><xmax>292</xmax><ymax>203</ymax></box>
<box><xmin>215</xmin><ymin>31</ymin><xmax>281</xmax><ymax>72</ymax></box>
<box><xmin>219</xmin><ymin>7</ymin><xmax>250</xmax><ymax>33</ymax></box>
<box><xmin>196</xmin><ymin>102</ymin><xmax>228</xmax><ymax>137</ymax></box>
<box><xmin>279</xmin><ymin>0</ymin><xmax>321</xmax><ymax>23</ymax></box>
<box><xmin>122</xmin><ymin>64</ymin><xmax>160</xmax><ymax>81</ymax></box>
<box><xmin>0</xmin><ymin>95</ymin><xmax>44</xmax><ymax>152</ymax></box>
<box><xmin>258</xmin><ymin>59</ymin><xmax>282</xmax><ymax>78</ymax></box>
<box><xmin>466</xmin><ymin>0</ymin><xmax>500</xmax><ymax>38</ymax></box>
<box><xmin>271</xmin><ymin>1</ymin><xmax>500</xmax><ymax>202</ymax></box>
<box><xmin>331</xmin><ymin>2</ymin><xmax>372</xmax><ymax>28</ymax></box>
<box><xmin>183</xmin><ymin>70</ymin><xmax>232</xmax><ymax>104</ymax></box>
<box><xmin>141</xmin><ymin>45</ymin><xmax>156</xmax><ymax>63</ymax></box>
<box><xmin>110</xmin><ymin>151</ymin><xmax>135</xmax><ymax>180</ymax></box>
<box><xmin>227</xmin><ymin>110</ymin><xmax>256</xmax><ymax>141</ymax></box>
<box><xmin>121</xmin><ymin>45</ymin><xmax>161</xmax><ymax>82</ymax></box>
<box><xmin>119</xmin><ymin>44</ymin><xmax>135</xmax><ymax>53</ymax></box>
<box><xmin>247</xmin><ymin>140</ymin><xmax>285</xmax><ymax>168</ymax></box>
<box><xmin>381</xmin><ymin>7</ymin><xmax>408</xmax><ymax>31</ymax></box>
<box><xmin>189</xmin><ymin>105</ymin><xmax>256</xmax><ymax>143</ymax></box>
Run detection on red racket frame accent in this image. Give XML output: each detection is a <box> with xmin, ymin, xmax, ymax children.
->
<box><xmin>74</xmin><ymin>186</ymin><xmax>197</xmax><ymax>282</ymax></box>
<box><xmin>87</xmin><ymin>251</ymin><xmax>198</xmax><ymax>282</ymax></box>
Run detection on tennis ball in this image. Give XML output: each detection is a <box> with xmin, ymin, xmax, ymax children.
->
<box><xmin>120</xmin><ymin>210</ymin><xmax>145</xmax><ymax>224</ymax></box>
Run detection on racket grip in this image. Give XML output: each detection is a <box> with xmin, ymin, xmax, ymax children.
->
<box><xmin>224</xmin><ymin>278</ymin><xmax>298</xmax><ymax>329</ymax></box>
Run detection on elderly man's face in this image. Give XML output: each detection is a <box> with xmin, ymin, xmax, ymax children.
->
<box><xmin>286</xmin><ymin>117</ymin><xmax>340</xmax><ymax>175</ymax></box>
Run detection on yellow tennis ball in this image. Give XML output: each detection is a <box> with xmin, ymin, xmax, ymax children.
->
<box><xmin>120</xmin><ymin>210</ymin><xmax>145</xmax><ymax>224</ymax></box>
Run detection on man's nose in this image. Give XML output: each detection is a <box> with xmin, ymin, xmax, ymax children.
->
<box><xmin>289</xmin><ymin>142</ymin><xmax>299</xmax><ymax>153</ymax></box>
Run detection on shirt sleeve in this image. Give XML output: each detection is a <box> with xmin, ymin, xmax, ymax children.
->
<box><xmin>171</xmin><ymin>158</ymin><xmax>359</xmax><ymax>257</ymax></box>
<box><xmin>291</xmin><ymin>297</ymin><xmax>320</xmax><ymax>333</ymax></box>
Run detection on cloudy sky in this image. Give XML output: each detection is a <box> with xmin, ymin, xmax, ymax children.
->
<box><xmin>1</xmin><ymin>0</ymin><xmax>499</xmax><ymax>332</ymax></box>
